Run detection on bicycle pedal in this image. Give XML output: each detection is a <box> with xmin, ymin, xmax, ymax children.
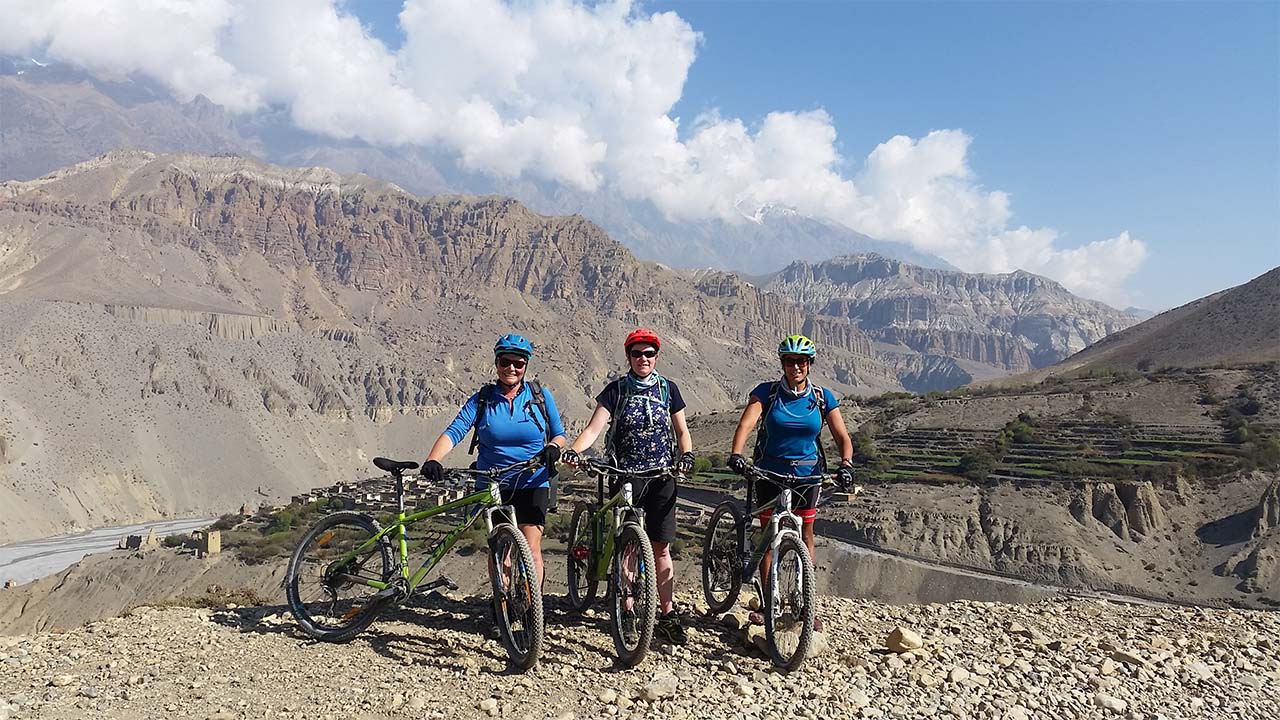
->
<box><xmin>420</xmin><ymin>575</ymin><xmax>460</xmax><ymax>593</ymax></box>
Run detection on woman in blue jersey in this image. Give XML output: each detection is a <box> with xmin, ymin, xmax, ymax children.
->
<box><xmin>727</xmin><ymin>334</ymin><xmax>854</xmax><ymax>628</ymax></box>
<box><xmin>421</xmin><ymin>333</ymin><xmax>566</xmax><ymax>584</ymax></box>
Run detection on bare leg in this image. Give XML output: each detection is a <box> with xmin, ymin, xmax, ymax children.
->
<box><xmin>802</xmin><ymin>521</ymin><xmax>815</xmax><ymax>562</ymax></box>
<box><xmin>519</xmin><ymin>524</ymin><xmax>544</xmax><ymax>586</ymax></box>
<box><xmin>652</xmin><ymin>541</ymin><xmax>674</xmax><ymax>615</ymax></box>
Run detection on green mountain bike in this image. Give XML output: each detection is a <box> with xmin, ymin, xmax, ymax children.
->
<box><xmin>284</xmin><ymin>457</ymin><xmax>545</xmax><ymax>670</ymax></box>
<box><xmin>564</xmin><ymin>459</ymin><xmax>668</xmax><ymax>667</ymax></box>
<box><xmin>700</xmin><ymin>464</ymin><xmax>833</xmax><ymax>670</ymax></box>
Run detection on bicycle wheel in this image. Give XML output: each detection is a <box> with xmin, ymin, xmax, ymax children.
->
<box><xmin>610</xmin><ymin>522</ymin><xmax>657</xmax><ymax>667</ymax></box>
<box><xmin>763</xmin><ymin>533</ymin><xmax>816</xmax><ymax>670</ymax></box>
<box><xmin>701</xmin><ymin>501</ymin><xmax>744</xmax><ymax>614</ymax></box>
<box><xmin>566</xmin><ymin>502</ymin><xmax>599</xmax><ymax>611</ymax></box>
<box><xmin>285</xmin><ymin>511</ymin><xmax>395</xmax><ymax>643</ymax></box>
<box><xmin>488</xmin><ymin>523</ymin><xmax>545</xmax><ymax>670</ymax></box>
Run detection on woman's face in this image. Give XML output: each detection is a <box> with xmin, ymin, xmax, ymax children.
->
<box><xmin>495</xmin><ymin>353</ymin><xmax>528</xmax><ymax>386</ymax></box>
<box><xmin>627</xmin><ymin>343</ymin><xmax>659</xmax><ymax>378</ymax></box>
<box><xmin>780</xmin><ymin>354</ymin><xmax>810</xmax><ymax>386</ymax></box>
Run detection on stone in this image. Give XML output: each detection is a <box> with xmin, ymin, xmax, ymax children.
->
<box><xmin>478</xmin><ymin>698</ymin><xmax>499</xmax><ymax>714</ymax></box>
<box><xmin>886</xmin><ymin>627</ymin><xmax>923</xmax><ymax>653</ymax></box>
<box><xmin>848</xmin><ymin>689</ymin><xmax>870</xmax><ymax>709</ymax></box>
<box><xmin>948</xmin><ymin>667</ymin><xmax>970</xmax><ymax>684</ymax></box>
<box><xmin>49</xmin><ymin>675</ymin><xmax>75</xmax><ymax>688</ymax></box>
<box><xmin>1099</xmin><ymin>658</ymin><xmax>1118</xmax><ymax>676</ymax></box>
<box><xmin>1186</xmin><ymin>661</ymin><xmax>1214</xmax><ymax>681</ymax></box>
<box><xmin>641</xmin><ymin>673</ymin><xmax>679</xmax><ymax>702</ymax></box>
<box><xmin>1110</xmin><ymin>649</ymin><xmax>1146</xmax><ymax>666</ymax></box>
<box><xmin>598</xmin><ymin>689</ymin><xmax>618</xmax><ymax>704</ymax></box>
<box><xmin>1093</xmin><ymin>694</ymin><xmax>1127</xmax><ymax>713</ymax></box>
<box><xmin>1003</xmin><ymin>706</ymin><xmax>1030</xmax><ymax>720</ymax></box>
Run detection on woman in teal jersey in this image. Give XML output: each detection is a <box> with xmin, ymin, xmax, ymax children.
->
<box><xmin>727</xmin><ymin>334</ymin><xmax>854</xmax><ymax>628</ymax></box>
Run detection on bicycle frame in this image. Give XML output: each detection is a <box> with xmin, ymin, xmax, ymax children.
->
<box><xmin>326</xmin><ymin>474</ymin><xmax>517</xmax><ymax>595</ymax></box>
<box><xmin>735</xmin><ymin>471</ymin><xmax>812</xmax><ymax>584</ymax></box>
<box><xmin>581</xmin><ymin>464</ymin><xmax>664</xmax><ymax>583</ymax></box>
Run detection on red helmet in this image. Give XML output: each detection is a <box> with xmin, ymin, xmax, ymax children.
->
<box><xmin>624</xmin><ymin>328</ymin><xmax>661</xmax><ymax>351</ymax></box>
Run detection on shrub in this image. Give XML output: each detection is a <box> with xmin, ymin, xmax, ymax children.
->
<box><xmin>271</xmin><ymin>511</ymin><xmax>296</xmax><ymax>531</ymax></box>
<box><xmin>162</xmin><ymin>534</ymin><xmax>187</xmax><ymax>548</ymax></box>
<box><xmin>669</xmin><ymin>538</ymin><xmax>688</xmax><ymax>558</ymax></box>
<box><xmin>211</xmin><ymin>513</ymin><xmax>241</xmax><ymax>531</ymax></box>
<box><xmin>958</xmin><ymin>450</ymin><xmax>997</xmax><ymax>481</ymax></box>
<box><xmin>692</xmin><ymin>457</ymin><xmax>713</xmax><ymax>474</ymax></box>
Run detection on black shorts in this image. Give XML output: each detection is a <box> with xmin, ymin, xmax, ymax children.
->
<box><xmin>506</xmin><ymin>487</ymin><xmax>550</xmax><ymax>527</ymax></box>
<box><xmin>612</xmin><ymin>475</ymin><xmax>678</xmax><ymax>544</ymax></box>
<box><xmin>752</xmin><ymin>480</ymin><xmax>820</xmax><ymax>513</ymax></box>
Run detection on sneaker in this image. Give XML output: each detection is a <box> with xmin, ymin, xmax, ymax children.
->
<box><xmin>747</xmin><ymin>611</ymin><xmax>764</xmax><ymax>626</ymax></box>
<box><xmin>656</xmin><ymin>611</ymin><xmax>688</xmax><ymax>645</ymax></box>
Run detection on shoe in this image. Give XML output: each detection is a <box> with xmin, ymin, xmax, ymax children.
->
<box><xmin>747</xmin><ymin>611</ymin><xmax>764</xmax><ymax>626</ymax></box>
<box><xmin>656</xmin><ymin>610</ymin><xmax>688</xmax><ymax>645</ymax></box>
<box><xmin>813</xmin><ymin>616</ymin><xmax>824</xmax><ymax>633</ymax></box>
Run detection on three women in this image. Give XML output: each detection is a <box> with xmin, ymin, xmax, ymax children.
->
<box><xmin>425</xmin><ymin>329</ymin><xmax>851</xmax><ymax>637</ymax></box>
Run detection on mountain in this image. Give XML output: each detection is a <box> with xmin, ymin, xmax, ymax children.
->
<box><xmin>1043</xmin><ymin>265</ymin><xmax>1280</xmax><ymax>374</ymax></box>
<box><xmin>0</xmin><ymin>150</ymin><xmax>909</xmax><ymax>544</ymax></box>
<box><xmin>0</xmin><ymin>58</ymin><xmax>948</xmax><ymax>275</ymax></box>
<box><xmin>763</xmin><ymin>254</ymin><xmax>1141</xmax><ymax>376</ymax></box>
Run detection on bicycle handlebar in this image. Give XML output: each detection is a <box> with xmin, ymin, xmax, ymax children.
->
<box><xmin>578</xmin><ymin>458</ymin><xmax>676</xmax><ymax>478</ymax></box>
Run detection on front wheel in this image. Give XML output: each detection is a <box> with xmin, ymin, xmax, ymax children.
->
<box><xmin>610</xmin><ymin>522</ymin><xmax>658</xmax><ymax>667</ymax></box>
<box><xmin>566</xmin><ymin>502</ymin><xmax>599</xmax><ymax>612</ymax></box>
<box><xmin>285</xmin><ymin>511</ymin><xmax>395</xmax><ymax>643</ymax></box>
<box><xmin>701</xmin><ymin>501</ymin><xmax>744</xmax><ymax>614</ymax></box>
<box><xmin>488</xmin><ymin>523</ymin><xmax>545</xmax><ymax>670</ymax></box>
<box><xmin>763</xmin><ymin>533</ymin><xmax>816</xmax><ymax>670</ymax></box>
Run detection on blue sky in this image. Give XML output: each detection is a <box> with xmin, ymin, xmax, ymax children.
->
<box><xmin>345</xmin><ymin>0</ymin><xmax>1278</xmax><ymax>311</ymax></box>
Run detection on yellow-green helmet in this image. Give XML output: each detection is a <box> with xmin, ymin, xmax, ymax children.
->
<box><xmin>778</xmin><ymin>334</ymin><xmax>817</xmax><ymax>359</ymax></box>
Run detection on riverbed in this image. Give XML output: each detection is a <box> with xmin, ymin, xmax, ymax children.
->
<box><xmin>0</xmin><ymin>518</ymin><xmax>217</xmax><ymax>586</ymax></box>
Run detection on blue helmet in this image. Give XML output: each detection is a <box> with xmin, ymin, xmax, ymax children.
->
<box><xmin>494</xmin><ymin>333</ymin><xmax>533</xmax><ymax>359</ymax></box>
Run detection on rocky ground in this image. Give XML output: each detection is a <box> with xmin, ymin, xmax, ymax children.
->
<box><xmin>0</xmin><ymin>592</ymin><xmax>1276</xmax><ymax>720</ymax></box>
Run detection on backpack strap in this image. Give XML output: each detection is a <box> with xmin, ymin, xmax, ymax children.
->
<box><xmin>526</xmin><ymin>379</ymin><xmax>553</xmax><ymax>444</ymax></box>
<box><xmin>467</xmin><ymin>384</ymin><xmax>495</xmax><ymax>455</ymax></box>
<box><xmin>752</xmin><ymin>382</ymin><xmax>830</xmax><ymax>470</ymax></box>
<box><xmin>604</xmin><ymin>376</ymin><xmax>674</xmax><ymax>460</ymax></box>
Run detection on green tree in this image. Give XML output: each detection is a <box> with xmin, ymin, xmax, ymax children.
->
<box><xmin>958</xmin><ymin>450</ymin><xmax>997</xmax><ymax>481</ymax></box>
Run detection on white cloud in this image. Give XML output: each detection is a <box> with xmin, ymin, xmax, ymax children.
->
<box><xmin>0</xmin><ymin>0</ymin><xmax>1147</xmax><ymax>304</ymax></box>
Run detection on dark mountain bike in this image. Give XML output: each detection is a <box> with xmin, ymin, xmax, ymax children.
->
<box><xmin>284</xmin><ymin>457</ymin><xmax>545</xmax><ymax>670</ymax></box>
<box><xmin>564</xmin><ymin>459</ymin><xmax>671</xmax><ymax>666</ymax></box>
<box><xmin>700</xmin><ymin>464</ymin><xmax>837</xmax><ymax>670</ymax></box>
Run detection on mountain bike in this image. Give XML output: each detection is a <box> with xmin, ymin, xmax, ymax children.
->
<box><xmin>284</xmin><ymin>457</ymin><xmax>545</xmax><ymax>670</ymax></box>
<box><xmin>700</xmin><ymin>464</ymin><xmax>835</xmax><ymax>670</ymax></box>
<box><xmin>564</xmin><ymin>459</ymin><xmax>669</xmax><ymax>666</ymax></box>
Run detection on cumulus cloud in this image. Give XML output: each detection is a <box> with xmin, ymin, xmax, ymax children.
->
<box><xmin>0</xmin><ymin>0</ymin><xmax>1146</xmax><ymax>303</ymax></box>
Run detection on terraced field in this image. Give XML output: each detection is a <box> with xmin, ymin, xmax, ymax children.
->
<box><xmin>865</xmin><ymin>420</ymin><xmax>1235</xmax><ymax>484</ymax></box>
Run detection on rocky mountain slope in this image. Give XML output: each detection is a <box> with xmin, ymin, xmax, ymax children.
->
<box><xmin>1036</xmin><ymin>265</ymin><xmax>1280</xmax><ymax>376</ymax></box>
<box><xmin>0</xmin><ymin>150</ymin><xmax>911</xmax><ymax>544</ymax></box>
<box><xmin>0</xmin><ymin>595</ymin><xmax>1276</xmax><ymax>720</ymax></box>
<box><xmin>765</xmin><ymin>254</ymin><xmax>1140</xmax><ymax>378</ymax></box>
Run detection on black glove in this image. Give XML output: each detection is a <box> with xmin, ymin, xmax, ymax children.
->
<box><xmin>727</xmin><ymin>453</ymin><xmax>747</xmax><ymax>474</ymax></box>
<box><xmin>677</xmin><ymin>451</ymin><xmax>696</xmax><ymax>474</ymax></box>
<box><xmin>540</xmin><ymin>444</ymin><xmax>562</xmax><ymax>467</ymax></box>
<box><xmin>421</xmin><ymin>459</ymin><xmax>444</xmax><ymax>483</ymax></box>
<box><xmin>562</xmin><ymin>448</ymin><xmax>581</xmax><ymax>468</ymax></box>
<box><xmin>835</xmin><ymin>462</ymin><xmax>854</xmax><ymax>490</ymax></box>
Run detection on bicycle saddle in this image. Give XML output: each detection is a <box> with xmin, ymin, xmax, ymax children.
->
<box><xmin>373</xmin><ymin>457</ymin><xmax>420</xmax><ymax>473</ymax></box>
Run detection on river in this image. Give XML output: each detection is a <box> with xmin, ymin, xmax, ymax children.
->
<box><xmin>0</xmin><ymin>518</ymin><xmax>217</xmax><ymax>586</ymax></box>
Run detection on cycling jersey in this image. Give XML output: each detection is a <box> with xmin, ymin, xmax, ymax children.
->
<box><xmin>443</xmin><ymin>382</ymin><xmax>566</xmax><ymax>490</ymax></box>
<box><xmin>749</xmin><ymin>381</ymin><xmax>839</xmax><ymax>479</ymax></box>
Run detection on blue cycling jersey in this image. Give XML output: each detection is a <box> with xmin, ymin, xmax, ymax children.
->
<box><xmin>750</xmin><ymin>381</ymin><xmax>839</xmax><ymax>479</ymax></box>
<box><xmin>443</xmin><ymin>382</ymin><xmax>566</xmax><ymax>490</ymax></box>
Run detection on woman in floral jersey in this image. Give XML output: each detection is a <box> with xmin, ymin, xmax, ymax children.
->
<box><xmin>564</xmin><ymin>328</ymin><xmax>695</xmax><ymax>644</ymax></box>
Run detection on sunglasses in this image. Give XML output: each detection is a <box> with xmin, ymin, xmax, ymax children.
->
<box><xmin>781</xmin><ymin>356</ymin><xmax>811</xmax><ymax>367</ymax></box>
<box><xmin>629</xmin><ymin>349</ymin><xmax>659</xmax><ymax>359</ymax></box>
<box><xmin>497</xmin><ymin>357</ymin><xmax>527</xmax><ymax>369</ymax></box>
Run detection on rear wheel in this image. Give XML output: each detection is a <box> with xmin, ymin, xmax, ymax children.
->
<box><xmin>701</xmin><ymin>501</ymin><xmax>744</xmax><ymax>614</ymax></box>
<box><xmin>763</xmin><ymin>534</ymin><xmax>816</xmax><ymax>670</ymax></box>
<box><xmin>285</xmin><ymin>511</ymin><xmax>395</xmax><ymax>643</ymax></box>
<box><xmin>488</xmin><ymin>523</ymin><xmax>545</xmax><ymax>670</ymax></box>
<box><xmin>566</xmin><ymin>502</ymin><xmax>599</xmax><ymax>612</ymax></box>
<box><xmin>610</xmin><ymin>522</ymin><xmax>657</xmax><ymax>667</ymax></box>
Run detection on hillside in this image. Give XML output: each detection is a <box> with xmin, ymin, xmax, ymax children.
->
<box><xmin>765</xmin><ymin>254</ymin><xmax>1140</xmax><ymax>384</ymax></box>
<box><xmin>1040</xmin><ymin>266</ymin><xmax>1280</xmax><ymax>376</ymax></box>
<box><xmin>0</xmin><ymin>151</ymin><xmax>911</xmax><ymax>544</ymax></box>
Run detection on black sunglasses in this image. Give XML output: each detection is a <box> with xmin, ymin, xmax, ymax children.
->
<box><xmin>497</xmin><ymin>357</ymin><xmax>527</xmax><ymax>369</ymax></box>
<box><xmin>629</xmin><ymin>349</ymin><xmax>659</xmax><ymax>359</ymax></box>
<box><xmin>781</xmin><ymin>356</ymin><xmax>811</xmax><ymax>366</ymax></box>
